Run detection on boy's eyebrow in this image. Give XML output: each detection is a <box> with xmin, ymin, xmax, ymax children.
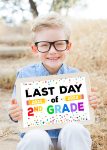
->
<box><xmin>35</xmin><ymin>40</ymin><xmax>69</xmax><ymax>44</ymax></box>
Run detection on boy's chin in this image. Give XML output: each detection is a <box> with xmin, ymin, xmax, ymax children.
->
<box><xmin>44</xmin><ymin>62</ymin><xmax>63</xmax><ymax>69</ymax></box>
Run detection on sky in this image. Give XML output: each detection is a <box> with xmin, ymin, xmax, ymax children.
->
<box><xmin>38</xmin><ymin>0</ymin><xmax>107</xmax><ymax>19</ymax></box>
<box><xmin>69</xmin><ymin>0</ymin><xmax>107</xmax><ymax>19</ymax></box>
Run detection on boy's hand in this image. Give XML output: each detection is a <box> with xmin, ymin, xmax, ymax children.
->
<box><xmin>9</xmin><ymin>99</ymin><xmax>22</xmax><ymax>122</ymax></box>
<box><xmin>88</xmin><ymin>88</ymin><xmax>98</xmax><ymax>109</ymax></box>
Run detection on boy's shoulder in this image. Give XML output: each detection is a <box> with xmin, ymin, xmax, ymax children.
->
<box><xmin>16</xmin><ymin>63</ymin><xmax>41</xmax><ymax>78</ymax></box>
<box><xmin>16</xmin><ymin>63</ymin><xmax>79</xmax><ymax>78</ymax></box>
<box><xmin>64</xmin><ymin>64</ymin><xmax>79</xmax><ymax>74</ymax></box>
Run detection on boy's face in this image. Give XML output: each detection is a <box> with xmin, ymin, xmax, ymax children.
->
<box><xmin>32</xmin><ymin>28</ymin><xmax>71</xmax><ymax>73</ymax></box>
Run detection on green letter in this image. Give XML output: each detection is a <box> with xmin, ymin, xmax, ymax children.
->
<box><xmin>47</xmin><ymin>105</ymin><xmax>54</xmax><ymax>114</ymax></box>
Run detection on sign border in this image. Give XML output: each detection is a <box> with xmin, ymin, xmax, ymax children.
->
<box><xmin>16</xmin><ymin>72</ymin><xmax>95</xmax><ymax>131</ymax></box>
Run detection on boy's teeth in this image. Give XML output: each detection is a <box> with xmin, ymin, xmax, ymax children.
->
<box><xmin>49</xmin><ymin>58</ymin><xmax>58</xmax><ymax>60</ymax></box>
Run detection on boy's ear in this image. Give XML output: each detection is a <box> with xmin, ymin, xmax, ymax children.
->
<box><xmin>67</xmin><ymin>42</ymin><xmax>72</xmax><ymax>51</ymax></box>
<box><xmin>31</xmin><ymin>45</ymin><xmax>38</xmax><ymax>53</ymax></box>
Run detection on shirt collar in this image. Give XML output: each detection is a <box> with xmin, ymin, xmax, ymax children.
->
<box><xmin>39</xmin><ymin>62</ymin><xmax>66</xmax><ymax>76</ymax></box>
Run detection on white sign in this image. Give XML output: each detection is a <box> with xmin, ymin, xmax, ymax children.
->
<box><xmin>16</xmin><ymin>73</ymin><xmax>94</xmax><ymax>130</ymax></box>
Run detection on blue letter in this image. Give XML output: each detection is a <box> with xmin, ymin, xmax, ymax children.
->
<box><xmin>55</xmin><ymin>105</ymin><xmax>61</xmax><ymax>113</ymax></box>
<box><xmin>62</xmin><ymin>104</ymin><xmax>70</xmax><ymax>113</ymax></box>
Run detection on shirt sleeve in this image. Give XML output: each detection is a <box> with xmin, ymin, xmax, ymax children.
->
<box><xmin>11</xmin><ymin>70</ymin><xmax>23</xmax><ymax>100</ymax></box>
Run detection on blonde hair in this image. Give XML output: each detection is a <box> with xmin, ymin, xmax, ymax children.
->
<box><xmin>31</xmin><ymin>12</ymin><xmax>71</xmax><ymax>40</ymax></box>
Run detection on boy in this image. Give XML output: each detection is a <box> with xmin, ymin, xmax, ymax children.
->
<box><xmin>9</xmin><ymin>13</ymin><xmax>97</xmax><ymax>150</ymax></box>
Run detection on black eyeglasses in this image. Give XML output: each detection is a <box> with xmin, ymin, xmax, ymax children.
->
<box><xmin>34</xmin><ymin>40</ymin><xmax>69</xmax><ymax>53</ymax></box>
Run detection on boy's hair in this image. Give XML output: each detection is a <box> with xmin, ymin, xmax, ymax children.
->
<box><xmin>31</xmin><ymin>12</ymin><xmax>71</xmax><ymax>40</ymax></box>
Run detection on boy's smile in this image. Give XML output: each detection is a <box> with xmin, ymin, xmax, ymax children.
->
<box><xmin>32</xmin><ymin>28</ymin><xmax>71</xmax><ymax>74</ymax></box>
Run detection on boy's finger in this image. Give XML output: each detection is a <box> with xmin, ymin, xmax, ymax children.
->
<box><xmin>91</xmin><ymin>104</ymin><xmax>97</xmax><ymax>109</ymax></box>
<box><xmin>13</xmin><ymin>116</ymin><xmax>22</xmax><ymax>121</ymax></box>
<box><xmin>91</xmin><ymin>87</ymin><xmax>98</xmax><ymax>92</ymax></box>
<box><xmin>11</xmin><ymin>99</ymin><xmax>17</xmax><ymax>105</ymax></box>
<box><xmin>89</xmin><ymin>96</ymin><xmax>97</xmax><ymax>100</ymax></box>
<box><xmin>11</xmin><ymin>111</ymin><xmax>22</xmax><ymax>118</ymax></box>
<box><xmin>9</xmin><ymin>105</ymin><xmax>18</xmax><ymax>111</ymax></box>
<box><xmin>89</xmin><ymin>100</ymin><xmax>97</xmax><ymax>105</ymax></box>
<box><xmin>9</xmin><ymin>106</ymin><xmax>21</xmax><ymax>113</ymax></box>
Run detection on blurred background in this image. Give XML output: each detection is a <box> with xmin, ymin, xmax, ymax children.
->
<box><xmin>0</xmin><ymin>0</ymin><xmax>107</xmax><ymax>150</ymax></box>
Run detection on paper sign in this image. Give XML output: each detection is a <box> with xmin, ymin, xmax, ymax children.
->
<box><xmin>16</xmin><ymin>73</ymin><xmax>94</xmax><ymax>130</ymax></box>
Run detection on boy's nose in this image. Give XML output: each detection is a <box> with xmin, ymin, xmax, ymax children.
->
<box><xmin>49</xmin><ymin>45</ymin><xmax>57</xmax><ymax>53</ymax></box>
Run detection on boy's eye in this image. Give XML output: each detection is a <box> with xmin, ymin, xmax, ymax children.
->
<box><xmin>55</xmin><ymin>41</ymin><xmax>66</xmax><ymax>46</ymax></box>
<box><xmin>38</xmin><ymin>42</ymin><xmax>49</xmax><ymax>47</ymax></box>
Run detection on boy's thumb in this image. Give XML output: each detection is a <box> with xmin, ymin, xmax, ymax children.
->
<box><xmin>11</xmin><ymin>99</ymin><xmax>17</xmax><ymax>105</ymax></box>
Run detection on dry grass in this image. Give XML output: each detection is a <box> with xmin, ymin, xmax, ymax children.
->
<box><xmin>67</xmin><ymin>19</ymin><xmax>107</xmax><ymax>150</ymax></box>
<box><xmin>0</xmin><ymin>22</ymin><xmax>32</xmax><ymax>46</ymax></box>
<box><xmin>0</xmin><ymin>19</ymin><xmax>107</xmax><ymax>150</ymax></box>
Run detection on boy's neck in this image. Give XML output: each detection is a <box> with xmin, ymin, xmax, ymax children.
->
<box><xmin>42</xmin><ymin>63</ymin><xmax>63</xmax><ymax>75</ymax></box>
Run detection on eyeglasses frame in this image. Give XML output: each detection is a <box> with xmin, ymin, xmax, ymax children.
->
<box><xmin>34</xmin><ymin>40</ymin><xmax>69</xmax><ymax>53</ymax></box>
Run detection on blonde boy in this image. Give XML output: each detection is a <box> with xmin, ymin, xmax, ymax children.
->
<box><xmin>9</xmin><ymin>13</ymin><xmax>97</xmax><ymax>150</ymax></box>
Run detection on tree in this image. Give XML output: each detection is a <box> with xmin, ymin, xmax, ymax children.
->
<box><xmin>0</xmin><ymin>0</ymin><xmax>38</xmax><ymax>24</ymax></box>
<box><xmin>50</xmin><ymin>0</ymin><xmax>79</xmax><ymax>14</ymax></box>
<box><xmin>29</xmin><ymin>0</ymin><xmax>38</xmax><ymax>17</ymax></box>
